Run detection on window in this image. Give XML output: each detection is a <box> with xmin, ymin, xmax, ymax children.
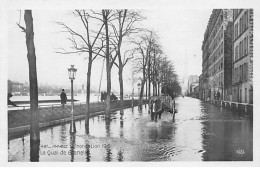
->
<box><xmin>245</xmin><ymin>63</ymin><xmax>247</xmax><ymax>80</ymax></box>
<box><xmin>245</xmin><ymin>10</ymin><xmax>248</xmax><ymax>29</ymax></box>
<box><xmin>239</xmin><ymin>41</ymin><xmax>242</xmax><ymax>59</ymax></box>
<box><xmin>242</xmin><ymin>39</ymin><xmax>244</xmax><ymax>57</ymax></box>
<box><xmin>244</xmin><ymin>37</ymin><xmax>247</xmax><ymax>56</ymax></box>
<box><xmin>239</xmin><ymin>18</ymin><xmax>242</xmax><ymax>35</ymax></box>
<box><xmin>234</xmin><ymin>24</ymin><xmax>237</xmax><ymax>40</ymax></box>
<box><xmin>246</xmin><ymin>36</ymin><xmax>248</xmax><ymax>54</ymax></box>
<box><xmin>244</xmin><ymin>11</ymin><xmax>248</xmax><ymax>29</ymax></box>
<box><xmin>242</xmin><ymin>64</ymin><xmax>244</xmax><ymax>81</ymax></box>
<box><xmin>245</xmin><ymin>88</ymin><xmax>247</xmax><ymax>103</ymax></box>
<box><xmin>240</xmin><ymin>65</ymin><xmax>242</xmax><ymax>81</ymax></box>
<box><xmin>236</xmin><ymin>23</ymin><xmax>238</xmax><ymax>38</ymax></box>
<box><xmin>232</xmin><ymin>68</ymin><xmax>236</xmax><ymax>83</ymax></box>
<box><xmin>235</xmin><ymin>68</ymin><xmax>237</xmax><ymax>83</ymax></box>
<box><xmin>242</xmin><ymin>14</ymin><xmax>244</xmax><ymax>32</ymax></box>
<box><xmin>236</xmin><ymin>23</ymin><xmax>238</xmax><ymax>39</ymax></box>
<box><xmin>235</xmin><ymin>45</ymin><xmax>237</xmax><ymax>61</ymax></box>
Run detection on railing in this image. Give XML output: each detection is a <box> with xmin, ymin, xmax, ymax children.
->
<box><xmin>8</xmin><ymin>99</ymin><xmax>147</xmax><ymax>130</ymax></box>
<box><xmin>210</xmin><ymin>100</ymin><xmax>253</xmax><ymax>114</ymax></box>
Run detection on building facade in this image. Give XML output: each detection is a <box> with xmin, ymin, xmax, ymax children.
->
<box><xmin>187</xmin><ymin>75</ymin><xmax>198</xmax><ymax>95</ymax></box>
<box><xmin>201</xmin><ymin>9</ymin><xmax>233</xmax><ymax>101</ymax></box>
<box><xmin>232</xmin><ymin>9</ymin><xmax>253</xmax><ymax>104</ymax></box>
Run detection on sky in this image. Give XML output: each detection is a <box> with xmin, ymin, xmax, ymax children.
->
<box><xmin>7</xmin><ymin>9</ymin><xmax>212</xmax><ymax>93</ymax></box>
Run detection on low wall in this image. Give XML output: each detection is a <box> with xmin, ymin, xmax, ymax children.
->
<box><xmin>210</xmin><ymin>100</ymin><xmax>253</xmax><ymax>114</ymax></box>
<box><xmin>8</xmin><ymin>99</ymin><xmax>146</xmax><ymax>136</ymax></box>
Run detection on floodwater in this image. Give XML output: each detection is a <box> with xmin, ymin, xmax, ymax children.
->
<box><xmin>8</xmin><ymin>97</ymin><xmax>253</xmax><ymax>161</ymax></box>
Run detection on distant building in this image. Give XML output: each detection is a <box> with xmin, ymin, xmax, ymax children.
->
<box><xmin>232</xmin><ymin>9</ymin><xmax>253</xmax><ymax>104</ymax></box>
<box><xmin>187</xmin><ymin>75</ymin><xmax>199</xmax><ymax>95</ymax></box>
<box><xmin>190</xmin><ymin>83</ymin><xmax>199</xmax><ymax>98</ymax></box>
<box><xmin>193</xmin><ymin>85</ymin><xmax>199</xmax><ymax>99</ymax></box>
<box><xmin>8</xmin><ymin>80</ymin><xmax>29</xmax><ymax>95</ymax></box>
<box><xmin>201</xmin><ymin>9</ymin><xmax>233</xmax><ymax>101</ymax></box>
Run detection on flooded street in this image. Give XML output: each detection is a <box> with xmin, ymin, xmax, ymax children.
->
<box><xmin>8</xmin><ymin>97</ymin><xmax>253</xmax><ymax>161</ymax></box>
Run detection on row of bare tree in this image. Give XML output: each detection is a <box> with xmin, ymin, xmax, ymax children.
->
<box><xmin>17</xmin><ymin>10</ymin><xmax>181</xmax><ymax>143</ymax></box>
<box><xmin>132</xmin><ymin>30</ymin><xmax>182</xmax><ymax>103</ymax></box>
<box><xmin>56</xmin><ymin>10</ymin><xmax>145</xmax><ymax>133</ymax></box>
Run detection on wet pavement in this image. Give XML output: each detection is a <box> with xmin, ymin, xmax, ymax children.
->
<box><xmin>8</xmin><ymin>97</ymin><xmax>253</xmax><ymax>161</ymax></box>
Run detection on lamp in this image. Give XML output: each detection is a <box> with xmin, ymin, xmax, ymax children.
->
<box><xmin>137</xmin><ymin>82</ymin><xmax>141</xmax><ymax>103</ymax></box>
<box><xmin>68</xmin><ymin>65</ymin><xmax>77</xmax><ymax>133</ymax></box>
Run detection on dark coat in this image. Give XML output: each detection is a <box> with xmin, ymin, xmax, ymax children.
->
<box><xmin>60</xmin><ymin>92</ymin><xmax>67</xmax><ymax>104</ymax></box>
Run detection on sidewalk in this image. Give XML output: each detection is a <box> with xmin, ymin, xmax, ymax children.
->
<box><xmin>209</xmin><ymin>100</ymin><xmax>253</xmax><ymax>114</ymax></box>
<box><xmin>8</xmin><ymin>100</ymin><xmax>145</xmax><ymax>137</ymax></box>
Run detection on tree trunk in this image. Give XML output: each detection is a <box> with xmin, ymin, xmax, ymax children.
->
<box><xmin>158</xmin><ymin>82</ymin><xmax>160</xmax><ymax>96</ymax></box>
<box><xmin>148</xmin><ymin>64</ymin><xmax>151</xmax><ymax>100</ymax></box>
<box><xmin>145</xmin><ymin>78</ymin><xmax>148</xmax><ymax>101</ymax></box>
<box><xmin>118</xmin><ymin>66</ymin><xmax>124</xmax><ymax>114</ymax></box>
<box><xmin>24</xmin><ymin>10</ymin><xmax>39</xmax><ymax>142</ymax></box>
<box><xmin>106</xmin><ymin>60</ymin><xmax>111</xmax><ymax>118</ymax></box>
<box><xmin>85</xmin><ymin>53</ymin><xmax>92</xmax><ymax>134</ymax></box>
<box><xmin>139</xmin><ymin>80</ymin><xmax>145</xmax><ymax>104</ymax></box>
<box><xmin>103</xmin><ymin>11</ymin><xmax>111</xmax><ymax>118</ymax></box>
<box><xmin>117</xmin><ymin>31</ymin><xmax>124</xmax><ymax>114</ymax></box>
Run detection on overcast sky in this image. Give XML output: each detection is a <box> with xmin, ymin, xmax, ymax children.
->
<box><xmin>8</xmin><ymin>9</ymin><xmax>212</xmax><ymax>93</ymax></box>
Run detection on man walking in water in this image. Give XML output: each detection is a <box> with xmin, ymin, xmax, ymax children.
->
<box><xmin>60</xmin><ymin>89</ymin><xmax>67</xmax><ymax>108</ymax></box>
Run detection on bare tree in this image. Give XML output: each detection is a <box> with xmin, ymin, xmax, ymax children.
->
<box><xmin>17</xmin><ymin>10</ymin><xmax>39</xmax><ymax>143</ymax></box>
<box><xmin>56</xmin><ymin>10</ymin><xmax>105</xmax><ymax>133</ymax></box>
<box><xmin>133</xmin><ymin>30</ymin><xmax>181</xmax><ymax>102</ymax></box>
<box><xmin>132</xmin><ymin>30</ymin><xmax>157</xmax><ymax>104</ymax></box>
<box><xmin>101</xmin><ymin>9</ymin><xmax>119</xmax><ymax>118</ymax></box>
<box><xmin>109</xmin><ymin>10</ymin><xmax>144</xmax><ymax>114</ymax></box>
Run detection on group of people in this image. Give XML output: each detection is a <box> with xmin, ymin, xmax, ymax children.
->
<box><xmin>150</xmin><ymin>96</ymin><xmax>175</xmax><ymax>121</ymax></box>
<box><xmin>214</xmin><ymin>91</ymin><xmax>221</xmax><ymax>100</ymax></box>
<box><xmin>8</xmin><ymin>89</ymin><xmax>119</xmax><ymax>108</ymax></box>
<box><xmin>101</xmin><ymin>91</ymin><xmax>118</xmax><ymax>101</ymax></box>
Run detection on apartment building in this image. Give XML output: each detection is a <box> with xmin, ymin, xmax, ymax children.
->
<box><xmin>232</xmin><ymin>9</ymin><xmax>253</xmax><ymax>104</ymax></box>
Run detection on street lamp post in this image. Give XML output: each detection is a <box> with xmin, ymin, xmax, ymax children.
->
<box><xmin>132</xmin><ymin>87</ymin><xmax>134</xmax><ymax>107</ymax></box>
<box><xmin>68</xmin><ymin>65</ymin><xmax>77</xmax><ymax>133</ymax></box>
<box><xmin>137</xmin><ymin>83</ymin><xmax>141</xmax><ymax>104</ymax></box>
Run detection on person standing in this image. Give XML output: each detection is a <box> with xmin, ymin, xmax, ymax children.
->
<box><xmin>154</xmin><ymin>98</ymin><xmax>161</xmax><ymax>121</ymax></box>
<box><xmin>60</xmin><ymin>89</ymin><xmax>67</xmax><ymax>108</ymax></box>
<box><xmin>217</xmin><ymin>91</ymin><xmax>220</xmax><ymax>100</ymax></box>
<box><xmin>150</xmin><ymin>100</ymin><xmax>155</xmax><ymax>120</ymax></box>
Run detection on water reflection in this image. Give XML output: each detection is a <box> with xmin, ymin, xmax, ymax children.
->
<box><xmin>105</xmin><ymin>118</ymin><xmax>111</xmax><ymax>138</ymax></box>
<box><xmin>138</xmin><ymin>105</ymin><xmax>143</xmax><ymax>114</ymax></box>
<box><xmin>69</xmin><ymin>133</ymin><xmax>76</xmax><ymax>162</ymax></box>
<box><xmin>105</xmin><ymin>144</ymin><xmax>112</xmax><ymax>162</ymax></box>
<box><xmin>30</xmin><ymin>140</ymin><xmax>40</xmax><ymax>162</ymax></box>
<box><xmin>120</xmin><ymin>114</ymin><xmax>124</xmax><ymax>138</ymax></box>
<box><xmin>60</xmin><ymin>124</ymin><xmax>67</xmax><ymax>145</ymax></box>
<box><xmin>85</xmin><ymin>141</ymin><xmax>91</xmax><ymax>162</ymax></box>
<box><xmin>117</xmin><ymin>149</ymin><xmax>124</xmax><ymax>161</ymax></box>
<box><xmin>8</xmin><ymin>97</ymin><xmax>253</xmax><ymax>162</ymax></box>
<box><xmin>200</xmin><ymin>102</ymin><xmax>253</xmax><ymax>161</ymax></box>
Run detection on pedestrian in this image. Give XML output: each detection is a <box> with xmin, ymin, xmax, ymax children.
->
<box><xmin>150</xmin><ymin>99</ymin><xmax>156</xmax><ymax>121</ymax></box>
<box><xmin>217</xmin><ymin>91</ymin><xmax>220</xmax><ymax>100</ymax></box>
<box><xmin>8</xmin><ymin>92</ymin><xmax>17</xmax><ymax>107</ymax></box>
<box><xmin>154</xmin><ymin>98</ymin><xmax>161</xmax><ymax>121</ymax></box>
<box><xmin>60</xmin><ymin>89</ymin><xmax>67</xmax><ymax>108</ymax></box>
<box><xmin>101</xmin><ymin>91</ymin><xmax>104</xmax><ymax>101</ymax></box>
<box><xmin>158</xmin><ymin>101</ymin><xmax>165</xmax><ymax>119</ymax></box>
